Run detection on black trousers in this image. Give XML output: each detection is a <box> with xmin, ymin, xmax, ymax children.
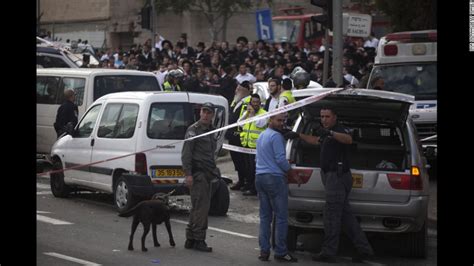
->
<box><xmin>242</xmin><ymin>152</ymin><xmax>256</xmax><ymax>191</ymax></box>
<box><xmin>228</xmin><ymin>134</ymin><xmax>246</xmax><ymax>185</ymax></box>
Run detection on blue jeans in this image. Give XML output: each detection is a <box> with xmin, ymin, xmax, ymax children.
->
<box><xmin>255</xmin><ymin>173</ymin><xmax>288</xmax><ymax>256</ymax></box>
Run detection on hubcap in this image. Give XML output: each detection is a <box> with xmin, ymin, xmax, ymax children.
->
<box><xmin>115</xmin><ymin>181</ymin><xmax>128</xmax><ymax>208</ymax></box>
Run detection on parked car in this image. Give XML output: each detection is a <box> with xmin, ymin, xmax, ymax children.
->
<box><xmin>37</xmin><ymin>68</ymin><xmax>162</xmax><ymax>156</ymax></box>
<box><xmin>285</xmin><ymin>88</ymin><xmax>430</xmax><ymax>258</ymax></box>
<box><xmin>49</xmin><ymin>91</ymin><xmax>230</xmax><ymax>215</ymax></box>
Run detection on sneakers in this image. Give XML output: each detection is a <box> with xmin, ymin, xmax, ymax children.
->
<box><xmin>184</xmin><ymin>239</ymin><xmax>194</xmax><ymax>249</ymax></box>
<box><xmin>274</xmin><ymin>253</ymin><xmax>298</xmax><ymax>262</ymax></box>
<box><xmin>258</xmin><ymin>251</ymin><xmax>270</xmax><ymax>261</ymax></box>
<box><xmin>311</xmin><ymin>252</ymin><xmax>336</xmax><ymax>263</ymax></box>
<box><xmin>193</xmin><ymin>240</ymin><xmax>212</xmax><ymax>252</ymax></box>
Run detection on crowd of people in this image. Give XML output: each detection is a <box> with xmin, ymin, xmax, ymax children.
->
<box><xmin>82</xmin><ymin>32</ymin><xmax>379</xmax><ymax>102</ymax></box>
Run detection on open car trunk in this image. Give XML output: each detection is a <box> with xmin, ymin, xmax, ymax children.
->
<box><xmin>289</xmin><ymin>89</ymin><xmax>415</xmax><ymax>203</ymax></box>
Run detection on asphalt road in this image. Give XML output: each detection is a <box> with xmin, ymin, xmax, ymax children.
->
<box><xmin>37</xmin><ymin>152</ymin><xmax>437</xmax><ymax>265</ymax></box>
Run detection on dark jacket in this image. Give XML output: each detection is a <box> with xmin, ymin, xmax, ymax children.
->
<box><xmin>54</xmin><ymin>100</ymin><xmax>78</xmax><ymax>137</ymax></box>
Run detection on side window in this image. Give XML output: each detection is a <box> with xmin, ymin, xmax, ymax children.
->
<box><xmin>36</xmin><ymin>76</ymin><xmax>61</xmax><ymax>104</ymax></box>
<box><xmin>98</xmin><ymin>103</ymin><xmax>139</xmax><ymax>139</ymax></box>
<box><xmin>147</xmin><ymin>103</ymin><xmax>189</xmax><ymax>139</ymax></box>
<box><xmin>76</xmin><ymin>104</ymin><xmax>102</xmax><ymax>138</ymax></box>
<box><xmin>61</xmin><ymin>78</ymin><xmax>86</xmax><ymax>106</ymax></box>
<box><xmin>37</xmin><ymin>55</ymin><xmax>70</xmax><ymax>68</ymax></box>
<box><xmin>93</xmin><ymin>76</ymin><xmax>160</xmax><ymax>101</ymax></box>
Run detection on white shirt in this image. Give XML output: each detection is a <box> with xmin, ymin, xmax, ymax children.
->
<box><xmin>155</xmin><ymin>70</ymin><xmax>168</xmax><ymax>87</ymax></box>
<box><xmin>268</xmin><ymin>96</ymin><xmax>280</xmax><ymax>112</ymax></box>
<box><xmin>364</xmin><ymin>38</ymin><xmax>379</xmax><ymax>48</ymax></box>
<box><xmin>235</xmin><ymin>73</ymin><xmax>256</xmax><ymax>84</ymax></box>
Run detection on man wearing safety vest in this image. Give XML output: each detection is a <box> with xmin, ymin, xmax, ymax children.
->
<box><xmin>238</xmin><ymin>93</ymin><xmax>268</xmax><ymax>196</ymax></box>
<box><xmin>162</xmin><ymin>68</ymin><xmax>184</xmax><ymax>91</ymax></box>
<box><xmin>279</xmin><ymin>78</ymin><xmax>297</xmax><ymax>127</ymax></box>
<box><xmin>225</xmin><ymin>81</ymin><xmax>252</xmax><ymax>191</ymax></box>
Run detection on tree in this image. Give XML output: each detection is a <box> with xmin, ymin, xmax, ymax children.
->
<box><xmin>375</xmin><ymin>0</ymin><xmax>436</xmax><ymax>32</ymax></box>
<box><xmin>153</xmin><ymin>0</ymin><xmax>272</xmax><ymax>41</ymax></box>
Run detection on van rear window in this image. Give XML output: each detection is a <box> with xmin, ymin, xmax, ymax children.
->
<box><xmin>93</xmin><ymin>75</ymin><xmax>160</xmax><ymax>100</ymax></box>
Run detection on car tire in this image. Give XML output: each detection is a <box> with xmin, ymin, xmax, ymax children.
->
<box><xmin>209</xmin><ymin>179</ymin><xmax>229</xmax><ymax>216</ymax></box>
<box><xmin>401</xmin><ymin>222</ymin><xmax>427</xmax><ymax>258</ymax></box>
<box><xmin>287</xmin><ymin>226</ymin><xmax>298</xmax><ymax>251</ymax></box>
<box><xmin>50</xmin><ymin>160</ymin><xmax>71</xmax><ymax>198</ymax></box>
<box><xmin>114</xmin><ymin>176</ymin><xmax>139</xmax><ymax>214</ymax></box>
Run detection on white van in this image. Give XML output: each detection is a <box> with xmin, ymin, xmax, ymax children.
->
<box><xmin>37</xmin><ymin>68</ymin><xmax>162</xmax><ymax>155</ymax></box>
<box><xmin>367</xmin><ymin>30</ymin><xmax>437</xmax><ymax>176</ymax></box>
<box><xmin>49</xmin><ymin>91</ymin><xmax>229</xmax><ymax>215</ymax></box>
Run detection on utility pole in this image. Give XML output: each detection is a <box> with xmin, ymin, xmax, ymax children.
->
<box><xmin>332</xmin><ymin>0</ymin><xmax>343</xmax><ymax>86</ymax></box>
<box><xmin>322</xmin><ymin>29</ymin><xmax>329</xmax><ymax>85</ymax></box>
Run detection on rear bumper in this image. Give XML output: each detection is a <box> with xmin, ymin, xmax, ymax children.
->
<box><xmin>122</xmin><ymin>174</ymin><xmax>189</xmax><ymax>198</ymax></box>
<box><xmin>288</xmin><ymin>195</ymin><xmax>429</xmax><ymax>233</ymax></box>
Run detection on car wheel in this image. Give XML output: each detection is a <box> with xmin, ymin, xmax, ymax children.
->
<box><xmin>401</xmin><ymin>222</ymin><xmax>427</xmax><ymax>258</ymax></box>
<box><xmin>287</xmin><ymin>226</ymin><xmax>298</xmax><ymax>251</ymax></box>
<box><xmin>114</xmin><ymin>176</ymin><xmax>139</xmax><ymax>214</ymax></box>
<box><xmin>209</xmin><ymin>179</ymin><xmax>230</xmax><ymax>216</ymax></box>
<box><xmin>50</xmin><ymin>160</ymin><xmax>71</xmax><ymax>198</ymax></box>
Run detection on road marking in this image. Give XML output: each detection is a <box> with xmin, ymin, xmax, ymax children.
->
<box><xmin>44</xmin><ymin>252</ymin><xmax>101</xmax><ymax>265</ymax></box>
<box><xmin>37</xmin><ymin>191</ymin><xmax>53</xmax><ymax>195</ymax></box>
<box><xmin>170</xmin><ymin>218</ymin><xmax>257</xmax><ymax>239</ymax></box>
<box><xmin>37</xmin><ymin>211</ymin><xmax>51</xmax><ymax>214</ymax></box>
<box><xmin>37</xmin><ymin>183</ymin><xmax>51</xmax><ymax>189</ymax></box>
<box><xmin>37</xmin><ymin>214</ymin><xmax>73</xmax><ymax>225</ymax></box>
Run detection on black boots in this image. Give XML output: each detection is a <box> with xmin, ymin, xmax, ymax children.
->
<box><xmin>193</xmin><ymin>240</ymin><xmax>212</xmax><ymax>252</ymax></box>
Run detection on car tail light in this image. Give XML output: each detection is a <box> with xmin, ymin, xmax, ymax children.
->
<box><xmin>387</xmin><ymin>166</ymin><xmax>422</xmax><ymax>190</ymax></box>
<box><xmin>288</xmin><ymin>169</ymin><xmax>313</xmax><ymax>184</ymax></box>
<box><xmin>135</xmin><ymin>153</ymin><xmax>148</xmax><ymax>175</ymax></box>
<box><xmin>384</xmin><ymin>44</ymin><xmax>398</xmax><ymax>56</ymax></box>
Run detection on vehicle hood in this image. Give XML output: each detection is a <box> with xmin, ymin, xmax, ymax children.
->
<box><xmin>293</xmin><ymin>88</ymin><xmax>414</xmax><ymax>125</ymax></box>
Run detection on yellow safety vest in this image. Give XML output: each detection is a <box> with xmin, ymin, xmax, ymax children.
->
<box><xmin>240</xmin><ymin>108</ymin><xmax>267</xmax><ymax>148</ymax></box>
<box><xmin>163</xmin><ymin>81</ymin><xmax>181</xmax><ymax>92</ymax></box>
<box><xmin>280</xmin><ymin>90</ymin><xmax>295</xmax><ymax>104</ymax></box>
<box><xmin>231</xmin><ymin>96</ymin><xmax>251</xmax><ymax>132</ymax></box>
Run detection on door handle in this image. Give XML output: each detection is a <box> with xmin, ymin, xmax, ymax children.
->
<box><xmin>90</xmin><ymin>138</ymin><xmax>95</xmax><ymax>147</ymax></box>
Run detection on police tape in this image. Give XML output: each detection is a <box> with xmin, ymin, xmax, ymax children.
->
<box><xmin>222</xmin><ymin>144</ymin><xmax>256</xmax><ymax>154</ymax></box>
<box><xmin>37</xmin><ymin>88</ymin><xmax>343</xmax><ymax>177</ymax></box>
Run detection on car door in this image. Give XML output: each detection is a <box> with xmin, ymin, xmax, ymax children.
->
<box><xmin>90</xmin><ymin>102</ymin><xmax>140</xmax><ymax>192</ymax></box>
<box><xmin>63</xmin><ymin>104</ymin><xmax>102</xmax><ymax>187</ymax></box>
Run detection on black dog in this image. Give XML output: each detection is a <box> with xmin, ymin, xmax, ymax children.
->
<box><xmin>118</xmin><ymin>192</ymin><xmax>176</xmax><ymax>252</ymax></box>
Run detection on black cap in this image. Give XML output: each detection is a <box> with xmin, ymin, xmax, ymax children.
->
<box><xmin>201</xmin><ymin>102</ymin><xmax>215</xmax><ymax>112</ymax></box>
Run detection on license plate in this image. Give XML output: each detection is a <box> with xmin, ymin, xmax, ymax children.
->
<box><xmin>352</xmin><ymin>173</ymin><xmax>363</xmax><ymax>188</ymax></box>
<box><xmin>152</xmin><ymin>168</ymin><xmax>184</xmax><ymax>177</ymax></box>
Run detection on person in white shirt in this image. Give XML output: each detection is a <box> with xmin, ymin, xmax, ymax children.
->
<box><xmin>364</xmin><ymin>33</ymin><xmax>379</xmax><ymax>49</ymax></box>
<box><xmin>235</xmin><ymin>63</ymin><xmax>256</xmax><ymax>84</ymax></box>
<box><xmin>264</xmin><ymin>78</ymin><xmax>281</xmax><ymax>112</ymax></box>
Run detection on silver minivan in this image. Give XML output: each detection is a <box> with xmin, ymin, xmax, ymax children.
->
<box><xmin>285</xmin><ymin>88</ymin><xmax>430</xmax><ymax>258</ymax></box>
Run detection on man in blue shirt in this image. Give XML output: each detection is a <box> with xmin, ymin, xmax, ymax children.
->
<box><xmin>255</xmin><ymin>113</ymin><xmax>298</xmax><ymax>262</ymax></box>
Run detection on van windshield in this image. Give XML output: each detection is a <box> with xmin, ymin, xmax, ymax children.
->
<box><xmin>368</xmin><ymin>63</ymin><xmax>437</xmax><ymax>101</ymax></box>
<box><xmin>94</xmin><ymin>75</ymin><xmax>160</xmax><ymax>100</ymax></box>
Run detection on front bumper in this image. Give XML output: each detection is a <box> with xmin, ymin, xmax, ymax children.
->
<box><xmin>121</xmin><ymin>174</ymin><xmax>189</xmax><ymax>198</ymax></box>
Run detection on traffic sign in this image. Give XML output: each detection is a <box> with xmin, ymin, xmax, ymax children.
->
<box><xmin>342</xmin><ymin>13</ymin><xmax>372</xmax><ymax>37</ymax></box>
<box><xmin>256</xmin><ymin>9</ymin><xmax>274</xmax><ymax>41</ymax></box>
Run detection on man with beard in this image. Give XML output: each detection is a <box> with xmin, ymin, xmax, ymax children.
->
<box><xmin>225</xmin><ymin>81</ymin><xmax>252</xmax><ymax>191</ymax></box>
<box><xmin>263</xmin><ymin>78</ymin><xmax>282</xmax><ymax>112</ymax></box>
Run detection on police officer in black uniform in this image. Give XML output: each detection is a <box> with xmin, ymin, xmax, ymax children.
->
<box><xmin>54</xmin><ymin>88</ymin><xmax>78</xmax><ymax>138</ymax></box>
<box><xmin>284</xmin><ymin>106</ymin><xmax>374</xmax><ymax>263</ymax></box>
<box><xmin>181</xmin><ymin>102</ymin><xmax>221</xmax><ymax>252</ymax></box>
